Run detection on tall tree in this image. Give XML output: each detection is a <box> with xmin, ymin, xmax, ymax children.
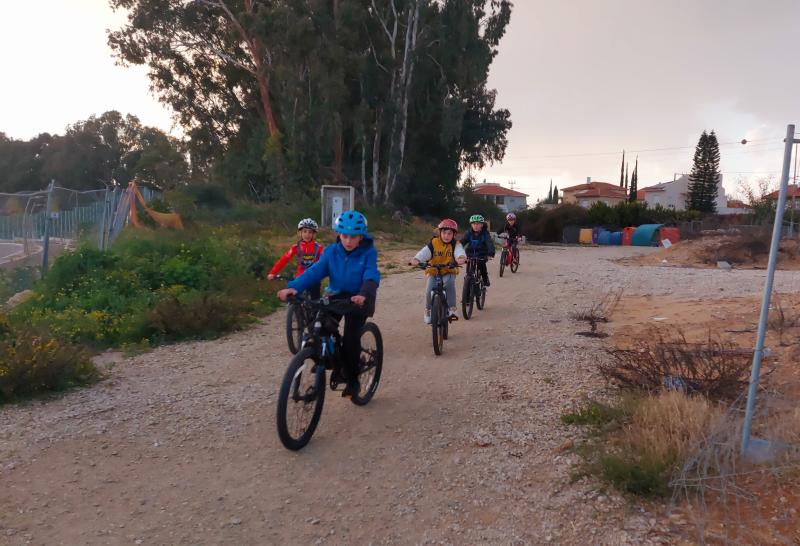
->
<box><xmin>628</xmin><ymin>156</ymin><xmax>638</xmax><ymax>202</ymax></box>
<box><xmin>619</xmin><ymin>150</ymin><xmax>625</xmax><ymax>188</ymax></box>
<box><xmin>624</xmin><ymin>163</ymin><xmax>629</xmax><ymax>191</ymax></box>
<box><xmin>546</xmin><ymin>179</ymin><xmax>553</xmax><ymax>203</ymax></box>
<box><xmin>552</xmin><ymin>184</ymin><xmax>558</xmax><ymax>203</ymax></box>
<box><xmin>687</xmin><ymin>130</ymin><xmax>721</xmax><ymax>212</ymax></box>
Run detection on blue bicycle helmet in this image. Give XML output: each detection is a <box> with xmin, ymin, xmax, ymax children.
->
<box><xmin>334</xmin><ymin>210</ymin><xmax>368</xmax><ymax>235</ymax></box>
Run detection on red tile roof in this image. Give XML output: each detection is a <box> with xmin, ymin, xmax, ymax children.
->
<box><xmin>472</xmin><ymin>184</ymin><xmax>529</xmax><ymax>197</ymax></box>
<box><xmin>561</xmin><ymin>181</ymin><xmax>618</xmax><ymax>192</ymax></box>
<box><xmin>766</xmin><ymin>186</ymin><xmax>800</xmax><ymax>200</ymax></box>
<box><xmin>726</xmin><ymin>199</ymin><xmax>751</xmax><ymax>209</ymax></box>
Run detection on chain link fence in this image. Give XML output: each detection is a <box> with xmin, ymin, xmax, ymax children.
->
<box><xmin>0</xmin><ymin>182</ymin><xmax>160</xmax><ymax>273</ymax></box>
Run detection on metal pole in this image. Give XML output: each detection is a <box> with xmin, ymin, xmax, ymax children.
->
<box><xmin>741</xmin><ymin>124</ymin><xmax>797</xmax><ymax>456</ymax></box>
<box><xmin>98</xmin><ymin>188</ymin><xmax>109</xmax><ymax>250</ymax></box>
<box><xmin>790</xmin><ymin>142</ymin><xmax>798</xmax><ymax>237</ymax></box>
<box><xmin>41</xmin><ymin>180</ymin><xmax>55</xmax><ymax>276</ymax></box>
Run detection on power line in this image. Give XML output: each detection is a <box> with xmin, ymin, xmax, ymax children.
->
<box><xmin>509</xmin><ymin>137</ymin><xmax>782</xmax><ymax>160</ymax></box>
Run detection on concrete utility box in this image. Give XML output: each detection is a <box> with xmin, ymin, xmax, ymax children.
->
<box><xmin>321</xmin><ymin>185</ymin><xmax>355</xmax><ymax>228</ymax></box>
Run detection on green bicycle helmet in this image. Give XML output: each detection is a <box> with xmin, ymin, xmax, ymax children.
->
<box><xmin>469</xmin><ymin>214</ymin><xmax>485</xmax><ymax>223</ymax></box>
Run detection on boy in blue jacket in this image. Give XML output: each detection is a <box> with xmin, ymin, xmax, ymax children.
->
<box><xmin>460</xmin><ymin>214</ymin><xmax>495</xmax><ymax>286</ymax></box>
<box><xmin>277</xmin><ymin>210</ymin><xmax>380</xmax><ymax>398</ymax></box>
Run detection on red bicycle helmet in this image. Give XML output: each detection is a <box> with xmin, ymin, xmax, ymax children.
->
<box><xmin>437</xmin><ymin>218</ymin><xmax>458</xmax><ymax>232</ymax></box>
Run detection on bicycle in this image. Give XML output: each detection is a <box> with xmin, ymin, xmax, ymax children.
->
<box><xmin>272</xmin><ymin>275</ymin><xmax>315</xmax><ymax>355</ymax></box>
<box><xmin>276</xmin><ymin>295</ymin><xmax>383</xmax><ymax>450</ymax></box>
<box><xmin>462</xmin><ymin>257</ymin><xmax>488</xmax><ymax>320</ymax></box>
<box><xmin>413</xmin><ymin>262</ymin><xmax>459</xmax><ymax>356</ymax></box>
<box><xmin>498</xmin><ymin>234</ymin><xmax>520</xmax><ymax>277</ymax></box>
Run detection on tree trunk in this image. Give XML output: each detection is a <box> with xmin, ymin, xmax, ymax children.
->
<box><xmin>361</xmin><ymin>135</ymin><xmax>368</xmax><ymax>204</ymax></box>
<box><xmin>372</xmin><ymin>112</ymin><xmax>382</xmax><ymax>204</ymax></box>
<box><xmin>384</xmin><ymin>1</ymin><xmax>419</xmax><ymax>203</ymax></box>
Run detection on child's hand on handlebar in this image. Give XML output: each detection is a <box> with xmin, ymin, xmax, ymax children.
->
<box><xmin>267</xmin><ymin>273</ymin><xmax>276</xmax><ymax>280</ymax></box>
<box><xmin>411</xmin><ymin>258</ymin><xmax>421</xmax><ymax>266</ymax></box>
<box><xmin>456</xmin><ymin>256</ymin><xmax>466</xmax><ymax>265</ymax></box>
<box><xmin>351</xmin><ymin>295</ymin><xmax>366</xmax><ymax>306</ymax></box>
<box><xmin>277</xmin><ymin>288</ymin><xmax>297</xmax><ymax>301</ymax></box>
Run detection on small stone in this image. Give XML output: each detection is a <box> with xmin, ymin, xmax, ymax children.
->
<box><xmin>230</xmin><ymin>517</ymin><xmax>242</xmax><ymax>525</ymax></box>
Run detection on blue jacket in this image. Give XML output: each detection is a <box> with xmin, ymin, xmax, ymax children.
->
<box><xmin>289</xmin><ymin>235</ymin><xmax>380</xmax><ymax>312</ymax></box>
<box><xmin>460</xmin><ymin>226</ymin><xmax>496</xmax><ymax>258</ymax></box>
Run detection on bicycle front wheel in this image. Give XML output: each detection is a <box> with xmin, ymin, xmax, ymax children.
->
<box><xmin>476</xmin><ymin>280</ymin><xmax>486</xmax><ymax>310</ymax></box>
<box><xmin>352</xmin><ymin>323</ymin><xmax>383</xmax><ymax>406</ymax></box>
<box><xmin>285</xmin><ymin>304</ymin><xmax>304</xmax><ymax>355</ymax></box>
<box><xmin>461</xmin><ymin>278</ymin><xmax>474</xmax><ymax>320</ymax></box>
<box><xmin>511</xmin><ymin>247</ymin><xmax>520</xmax><ymax>273</ymax></box>
<box><xmin>499</xmin><ymin>250</ymin><xmax>507</xmax><ymax>277</ymax></box>
<box><xmin>431</xmin><ymin>294</ymin><xmax>445</xmax><ymax>355</ymax></box>
<box><xmin>276</xmin><ymin>348</ymin><xmax>325</xmax><ymax>450</ymax></box>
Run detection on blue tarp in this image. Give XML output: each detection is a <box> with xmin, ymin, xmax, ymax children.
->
<box><xmin>632</xmin><ymin>224</ymin><xmax>663</xmax><ymax>246</ymax></box>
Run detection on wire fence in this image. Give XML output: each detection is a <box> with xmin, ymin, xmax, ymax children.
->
<box><xmin>0</xmin><ymin>182</ymin><xmax>160</xmax><ymax>272</ymax></box>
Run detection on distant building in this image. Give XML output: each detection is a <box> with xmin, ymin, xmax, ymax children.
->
<box><xmin>641</xmin><ymin>174</ymin><xmax>742</xmax><ymax>214</ymax></box>
<box><xmin>765</xmin><ymin>186</ymin><xmax>800</xmax><ymax>209</ymax></box>
<box><xmin>472</xmin><ymin>183</ymin><xmax>529</xmax><ymax>212</ymax></box>
<box><xmin>560</xmin><ymin>178</ymin><xmax>628</xmax><ymax>208</ymax></box>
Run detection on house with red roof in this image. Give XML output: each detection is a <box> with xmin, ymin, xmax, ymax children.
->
<box><xmin>560</xmin><ymin>178</ymin><xmax>628</xmax><ymax>208</ymax></box>
<box><xmin>472</xmin><ymin>183</ymin><xmax>529</xmax><ymax>212</ymax></box>
<box><xmin>765</xmin><ymin>186</ymin><xmax>800</xmax><ymax>209</ymax></box>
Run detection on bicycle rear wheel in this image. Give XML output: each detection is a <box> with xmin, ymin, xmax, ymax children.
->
<box><xmin>276</xmin><ymin>348</ymin><xmax>325</xmax><ymax>450</ymax></box>
<box><xmin>351</xmin><ymin>323</ymin><xmax>383</xmax><ymax>406</ymax></box>
<box><xmin>499</xmin><ymin>250</ymin><xmax>506</xmax><ymax>277</ymax></box>
<box><xmin>511</xmin><ymin>247</ymin><xmax>520</xmax><ymax>273</ymax></box>
<box><xmin>461</xmin><ymin>278</ymin><xmax>474</xmax><ymax>320</ymax></box>
<box><xmin>285</xmin><ymin>304</ymin><xmax>304</xmax><ymax>355</ymax></box>
<box><xmin>431</xmin><ymin>294</ymin><xmax>445</xmax><ymax>355</ymax></box>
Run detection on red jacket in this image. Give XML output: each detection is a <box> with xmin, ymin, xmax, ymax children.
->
<box><xmin>269</xmin><ymin>240</ymin><xmax>324</xmax><ymax>277</ymax></box>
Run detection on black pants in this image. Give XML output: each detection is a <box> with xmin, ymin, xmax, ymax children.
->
<box><xmin>341</xmin><ymin>312</ymin><xmax>367</xmax><ymax>381</ymax></box>
<box><xmin>478</xmin><ymin>259</ymin><xmax>489</xmax><ymax>284</ymax></box>
<box><xmin>307</xmin><ymin>283</ymin><xmax>321</xmax><ymax>300</ymax></box>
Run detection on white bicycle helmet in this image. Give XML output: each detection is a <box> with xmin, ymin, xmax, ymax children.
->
<box><xmin>297</xmin><ymin>218</ymin><xmax>319</xmax><ymax>231</ymax></box>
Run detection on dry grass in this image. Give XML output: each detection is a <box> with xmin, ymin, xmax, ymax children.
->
<box><xmin>621</xmin><ymin>391</ymin><xmax>723</xmax><ymax>467</ymax></box>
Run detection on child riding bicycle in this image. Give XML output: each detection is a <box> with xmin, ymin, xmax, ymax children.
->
<box><xmin>277</xmin><ymin>211</ymin><xmax>379</xmax><ymax>399</ymax></box>
<box><xmin>460</xmin><ymin>214</ymin><xmax>495</xmax><ymax>286</ymax></box>
<box><xmin>411</xmin><ymin>219</ymin><xmax>466</xmax><ymax>324</ymax></box>
<box><xmin>502</xmin><ymin>212</ymin><xmax>522</xmax><ymax>247</ymax></box>
<box><xmin>268</xmin><ymin>218</ymin><xmax>324</xmax><ymax>298</ymax></box>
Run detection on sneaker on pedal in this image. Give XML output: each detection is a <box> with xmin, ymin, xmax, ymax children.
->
<box><xmin>424</xmin><ymin>310</ymin><xmax>431</xmax><ymax>324</ymax></box>
<box><xmin>448</xmin><ymin>308</ymin><xmax>459</xmax><ymax>321</ymax></box>
<box><xmin>484</xmin><ymin>279</ymin><xmax>491</xmax><ymax>287</ymax></box>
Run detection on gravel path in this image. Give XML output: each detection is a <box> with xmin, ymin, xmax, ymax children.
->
<box><xmin>2</xmin><ymin>246</ymin><xmax>796</xmax><ymax>545</ymax></box>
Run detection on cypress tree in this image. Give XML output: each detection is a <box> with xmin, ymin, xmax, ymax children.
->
<box><xmin>629</xmin><ymin>157</ymin><xmax>639</xmax><ymax>201</ymax></box>
<box><xmin>553</xmin><ymin>185</ymin><xmax>559</xmax><ymax>203</ymax></box>
<box><xmin>619</xmin><ymin>150</ymin><xmax>625</xmax><ymax>188</ymax></box>
<box><xmin>624</xmin><ymin>163</ymin><xmax>629</xmax><ymax>191</ymax></box>
<box><xmin>547</xmin><ymin>179</ymin><xmax>553</xmax><ymax>203</ymax></box>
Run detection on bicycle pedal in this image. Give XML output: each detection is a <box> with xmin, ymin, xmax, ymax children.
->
<box><xmin>448</xmin><ymin>315</ymin><xmax>459</xmax><ymax>322</ymax></box>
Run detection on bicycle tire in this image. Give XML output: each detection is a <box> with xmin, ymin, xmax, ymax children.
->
<box><xmin>276</xmin><ymin>347</ymin><xmax>325</xmax><ymax>450</ymax></box>
<box><xmin>476</xmin><ymin>279</ymin><xmax>486</xmax><ymax>310</ymax></box>
<box><xmin>285</xmin><ymin>304</ymin><xmax>304</xmax><ymax>355</ymax></box>
<box><xmin>351</xmin><ymin>322</ymin><xmax>383</xmax><ymax>406</ymax></box>
<box><xmin>442</xmin><ymin>297</ymin><xmax>450</xmax><ymax>341</ymax></box>
<box><xmin>431</xmin><ymin>294</ymin><xmax>445</xmax><ymax>355</ymax></box>
<box><xmin>461</xmin><ymin>277</ymin><xmax>474</xmax><ymax>320</ymax></box>
<box><xmin>511</xmin><ymin>247</ymin><xmax>520</xmax><ymax>273</ymax></box>
<box><xmin>499</xmin><ymin>250</ymin><xmax>506</xmax><ymax>277</ymax></box>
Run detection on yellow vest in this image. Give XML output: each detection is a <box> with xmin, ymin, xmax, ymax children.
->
<box><xmin>426</xmin><ymin>237</ymin><xmax>459</xmax><ymax>276</ymax></box>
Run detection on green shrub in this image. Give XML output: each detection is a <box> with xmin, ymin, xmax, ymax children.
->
<box><xmin>523</xmin><ymin>204</ymin><xmax>589</xmax><ymax>242</ymax></box>
<box><xmin>598</xmin><ymin>454</ymin><xmax>671</xmax><ymax>497</ymax></box>
<box><xmin>561</xmin><ymin>400</ymin><xmax>626</xmax><ymax>426</ymax></box>
<box><xmin>0</xmin><ymin>324</ymin><xmax>99</xmax><ymax>404</ymax></box>
<box><xmin>0</xmin><ymin>266</ymin><xmax>39</xmax><ymax>302</ymax></box>
<box><xmin>11</xmin><ymin>227</ymin><xmax>279</xmax><ymax>347</ymax></box>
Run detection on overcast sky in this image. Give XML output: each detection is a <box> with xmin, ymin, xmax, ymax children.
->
<box><xmin>1</xmin><ymin>0</ymin><xmax>798</xmax><ymax>202</ymax></box>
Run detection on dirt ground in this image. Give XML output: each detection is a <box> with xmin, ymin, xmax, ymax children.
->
<box><xmin>620</xmin><ymin>235</ymin><xmax>800</xmax><ymax>270</ymax></box>
<box><xmin>2</xmin><ymin>245</ymin><xmax>799</xmax><ymax>545</ymax></box>
<box><xmin>608</xmin><ymin>293</ymin><xmax>800</xmax><ymax>544</ymax></box>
